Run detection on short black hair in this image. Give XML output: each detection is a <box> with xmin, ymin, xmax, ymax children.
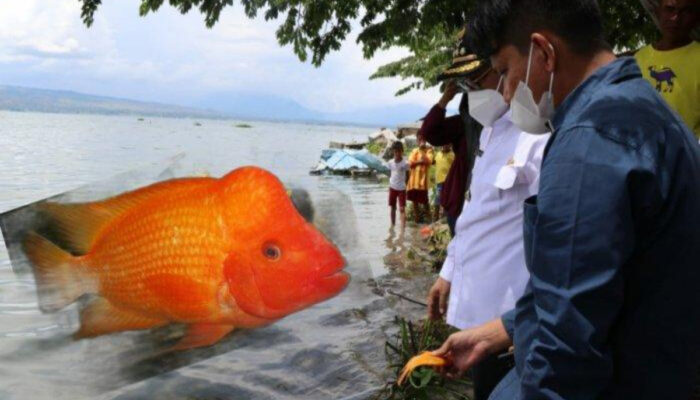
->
<box><xmin>469</xmin><ymin>0</ymin><xmax>611</xmax><ymax>58</ymax></box>
<box><xmin>392</xmin><ymin>141</ymin><xmax>404</xmax><ymax>151</ymax></box>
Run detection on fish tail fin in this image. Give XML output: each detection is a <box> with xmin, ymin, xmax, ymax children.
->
<box><xmin>23</xmin><ymin>232</ymin><xmax>88</xmax><ymax>312</ymax></box>
<box><xmin>38</xmin><ymin>202</ymin><xmax>113</xmax><ymax>255</ymax></box>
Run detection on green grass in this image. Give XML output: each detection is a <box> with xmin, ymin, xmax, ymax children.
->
<box><xmin>374</xmin><ymin>317</ymin><xmax>472</xmax><ymax>400</ymax></box>
<box><xmin>367</xmin><ymin>141</ymin><xmax>385</xmax><ymax>155</ymax></box>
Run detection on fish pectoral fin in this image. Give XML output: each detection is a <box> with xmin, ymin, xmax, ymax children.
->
<box><xmin>171</xmin><ymin>323</ymin><xmax>235</xmax><ymax>351</ymax></box>
<box><xmin>75</xmin><ymin>297</ymin><xmax>167</xmax><ymax>338</ymax></box>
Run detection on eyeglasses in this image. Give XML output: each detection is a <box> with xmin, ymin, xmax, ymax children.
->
<box><xmin>457</xmin><ymin>67</ymin><xmax>496</xmax><ymax>92</ymax></box>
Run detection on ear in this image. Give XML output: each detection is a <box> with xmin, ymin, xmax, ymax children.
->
<box><xmin>531</xmin><ymin>33</ymin><xmax>556</xmax><ymax>74</ymax></box>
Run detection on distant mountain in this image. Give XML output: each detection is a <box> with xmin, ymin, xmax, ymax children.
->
<box><xmin>192</xmin><ymin>92</ymin><xmax>426</xmax><ymax>127</ymax></box>
<box><xmin>326</xmin><ymin>104</ymin><xmax>427</xmax><ymax>127</ymax></box>
<box><xmin>0</xmin><ymin>85</ymin><xmax>221</xmax><ymax>119</ymax></box>
<box><xmin>0</xmin><ymin>85</ymin><xmax>427</xmax><ymax>127</ymax></box>
<box><xmin>192</xmin><ymin>92</ymin><xmax>324</xmax><ymax>122</ymax></box>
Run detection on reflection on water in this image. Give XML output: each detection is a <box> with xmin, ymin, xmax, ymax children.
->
<box><xmin>0</xmin><ymin>111</ymin><xmax>434</xmax><ymax>399</ymax></box>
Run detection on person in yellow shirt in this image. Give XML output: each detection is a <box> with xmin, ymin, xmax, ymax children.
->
<box><xmin>407</xmin><ymin>135</ymin><xmax>434</xmax><ymax>224</ymax></box>
<box><xmin>635</xmin><ymin>0</ymin><xmax>700</xmax><ymax>138</ymax></box>
<box><xmin>433</xmin><ymin>144</ymin><xmax>455</xmax><ymax>221</ymax></box>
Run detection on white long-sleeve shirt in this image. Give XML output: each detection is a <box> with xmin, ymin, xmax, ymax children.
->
<box><xmin>440</xmin><ymin>111</ymin><xmax>549</xmax><ymax>330</ymax></box>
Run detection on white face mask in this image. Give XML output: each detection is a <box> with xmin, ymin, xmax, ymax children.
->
<box><xmin>467</xmin><ymin>75</ymin><xmax>508</xmax><ymax>127</ymax></box>
<box><xmin>511</xmin><ymin>42</ymin><xmax>555</xmax><ymax>134</ymax></box>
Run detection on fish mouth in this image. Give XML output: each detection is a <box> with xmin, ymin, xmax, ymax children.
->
<box><xmin>306</xmin><ymin>269</ymin><xmax>349</xmax><ymax>307</ymax></box>
<box><xmin>315</xmin><ymin>258</ymin><xmax>350</xmax><ymax>291</ymax></box>
<box><xmin>304</xmin><ymin>258</ymin><xmax>349</xmax><ymax>303</ymax></box>
<box><xmin>245</xmin><ymin>264</ymin><xmax>349</xmax><ymax>321</ymax></box>
<box><xmin>316</xmin><ymin>270</ymin><xmax>350</xmax><ymax>290</ymax></box>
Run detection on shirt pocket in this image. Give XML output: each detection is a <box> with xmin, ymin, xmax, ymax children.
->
<box><xmin>493</xmin><ymin>164</ymin><xmax>534</xmax><ymax>213</ymax></box>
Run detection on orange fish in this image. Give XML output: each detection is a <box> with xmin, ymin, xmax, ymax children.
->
<box><xmin>23</xmin><ymin>166</ymin><xmax>349</xmax><ymax>350</ymax></box>
<box><xmin>397</xmin><ymin>351</ymin><xmax>448</xmax><ymax>385</ymax></box>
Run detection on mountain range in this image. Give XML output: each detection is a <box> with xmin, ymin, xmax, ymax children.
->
<box><xmin>0</xmin><ymin>85</ymin><xmax>428</xmax><ymax>127</ymax></box>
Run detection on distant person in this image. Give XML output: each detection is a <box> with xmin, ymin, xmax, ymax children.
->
<box><xmin>421</xmin><ymin>30</ymin><xmax>488</xmax><ymax>236</ymax></box>
<box><xmin>407</xmin><ymin>136</ymin><xmax>434</xmax><ymax>224</ymax></box>
<box><xmin>387</xmin><ymin>141</ymin><xmax>408</xmax><ymax>227</ymax></box>
<box><xmin>635</xmin><ymin>0</ymin><xmax>699</xmax><ymax>138</ymax></box>
<box><xmin>433</xmin><ymin>144</ymin><xmax>455</xmax><ymax>221</ymax></box>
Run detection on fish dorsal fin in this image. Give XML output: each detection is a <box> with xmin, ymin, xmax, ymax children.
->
<box><xmin>40</xmin><ymin>177</ymin><xmax>214</xmax><ymax>255</ymax></box>
<box><xmin>40</xmin><ymin>202</ymin><xmax>120</xmax><ymax>255</ymax></box>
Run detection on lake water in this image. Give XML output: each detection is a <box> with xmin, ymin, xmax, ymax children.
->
<box><xmin>0</xmin><ymin>111</ymin><xmax>433</xmax><ymax>400</ymax></box>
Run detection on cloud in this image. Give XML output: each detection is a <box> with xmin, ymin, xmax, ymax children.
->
<box><xmin>0</xmin><ymin>1</ymin><xmax>85</xmax><ymax>59</ymax></box>
<box><xmin>0</xmin><ymin>0</ymin><xmax>442</xmax><ymax>114</ymax></box>
<box><xmin>8</xmin><ymin>43</ymin><xmax>87</xmax><ymax>61</ymax></box>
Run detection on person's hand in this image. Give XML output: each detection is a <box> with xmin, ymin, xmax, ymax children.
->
<box><xmin>432</xmin><ymin>319</ymin><xmax>512</xmax><ymax>378</ymax></box>
<box><xmin>438</xmin><ymin>81</ymin><xmax>459</xmax><ymax>109</ymax></box>
<box><xmin>427</xmin><ymin>277</ymin><xmax>450</xmax><ymax>320</ymax></box>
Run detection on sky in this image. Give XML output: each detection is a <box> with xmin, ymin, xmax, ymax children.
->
<box><xmin>0</xmin><ymin>0</ymin><xmax>443</xmax><ymax>114</ymax></box>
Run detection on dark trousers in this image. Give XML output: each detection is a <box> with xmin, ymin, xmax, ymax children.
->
<box><xmin>472</xmin><ymin>352</ymin><xmax>514</xmax><ymax>400</ymax></box>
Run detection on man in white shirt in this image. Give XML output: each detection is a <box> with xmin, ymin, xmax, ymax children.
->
<box><xmin>426</xmin><ymin>63</ymin><xmax>549</xmax><ymax>399</ymax></box>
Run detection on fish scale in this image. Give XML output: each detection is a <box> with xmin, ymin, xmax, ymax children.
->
<box><xmin>91</xmin><ymin>201</ymin><xmax>225</xmax><ymax>320</ymax></box>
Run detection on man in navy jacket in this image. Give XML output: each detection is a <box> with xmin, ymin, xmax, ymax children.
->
<box><xmin>433</xmin><ymin>1</ymin><xmax>700</xmax><ymax>398</ymax></box>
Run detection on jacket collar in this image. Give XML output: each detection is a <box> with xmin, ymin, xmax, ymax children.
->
<box><xmin>552</xmin><ymin>57</ymin><xmax>642</xmax><ymax>131</ymax></box>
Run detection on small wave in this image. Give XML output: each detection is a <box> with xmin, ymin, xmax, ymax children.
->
<box><xmin>0</xmin><ymin>324</ymin><xmax>61</xmax><ymax>338</ymax></box>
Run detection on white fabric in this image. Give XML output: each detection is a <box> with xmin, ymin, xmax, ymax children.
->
<box><xmin>439</xmin><ymin>111</ymin><xmax>550</xmax><ymax>330</ymax></box>
<box><xmin>511</xmin><ymin>42</ymin><xmax>555</xmax><ymax>135</ymax></box>
<box><xmin>468</xmin><ymin>76</ymin><xmax>508</xmax><ymax>127</ymax></box>
<box><xmin>387</xmin><ymin>159</ymin><xmax>409</xmax><ymax>191</ymax></box>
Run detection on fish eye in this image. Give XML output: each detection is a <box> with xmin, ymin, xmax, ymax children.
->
<box><xmin>262</xmin><ymin>243</ymin><xmax>281</xmax><ymax>261</ymax></box>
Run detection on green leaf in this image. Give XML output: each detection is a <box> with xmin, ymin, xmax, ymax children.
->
<box><xmin>77</xmin><ymin>0</ymin><xmax>659</xmax><ymax>95</ymax></box>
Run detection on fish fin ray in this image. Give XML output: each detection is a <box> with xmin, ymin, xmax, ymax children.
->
<box><xmin>171</xmin><ymin>323</ymin><xmax>235</xmax><ymax>351</ymax></box>
<box><xmin>75</xmin><ymin>297</ymin><xmax>167</xmax><ymax>338</ymax></box>
<box><xmin>39</xmin><ymin>202</ymin><xmax>117</xmax><ymax>255</ymax></box>
<box><xmin>23</xmin><ymin>232</ymin><xmax>86</xmax><ymax>312</ymax></box>
<box><xmin>39</xmin><ymin>177</ymin><xmax>214</xmax><ymax>254</ymax></box>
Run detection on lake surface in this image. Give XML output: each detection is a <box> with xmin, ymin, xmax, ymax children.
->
<box><xmin>0</xmin><ymin>111</ymin><xmax>433</xmax><ymax>399</ymax></box>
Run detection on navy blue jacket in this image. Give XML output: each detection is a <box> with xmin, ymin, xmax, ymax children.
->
<box><xmin>502</xmin><ymin>57</ymin><xmax>700</xmax><ymax>399</ymax></box>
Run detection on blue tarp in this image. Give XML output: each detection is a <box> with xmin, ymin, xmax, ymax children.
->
<box><xmin>320</xmin><ymin>149</ymin><xmax>337</xmax><ymax>162</ymax></box>
<box><xmin>324</xmin><ymin>150</ymin><xmax>368</xmax><ymax>170</ymax></box>
<box><xmin>311</xmin><ymin>149</ymin><xmax>389</xmax><ymax>175</ymax></box>
<box><xmin>350</xmin><ymin>150</ymin><xmax>389</xmax><ymax>174</ymax></box>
